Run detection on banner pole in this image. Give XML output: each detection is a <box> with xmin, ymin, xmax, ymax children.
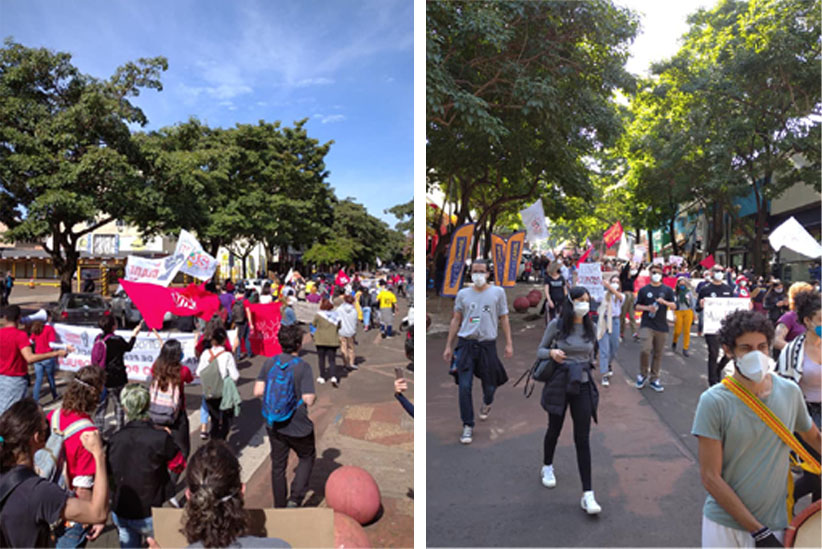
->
<box><xmin>151</xmin><ymin>328</ymin><xmax>164</xmax><ymax>344</ymax></box>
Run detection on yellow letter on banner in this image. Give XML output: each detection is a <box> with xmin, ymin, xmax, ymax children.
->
<box><xmin>441</xmin><ymin>223</ymin><xmax>475</xmax><ymax>298</ymax></box>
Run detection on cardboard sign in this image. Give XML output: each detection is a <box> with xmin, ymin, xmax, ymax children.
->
<box><xmin>577</xmin><ymin>262</ymin><xmax>604</xmax><ymax>302</ymax></box>
<box><xmin>703</xmin><ymin>297</ymin><xmax>751</xmax><ymax>335</ymax></box>
<box><xmin>633</xmin><ymin>245</ymin><xmax>646</xmax><ymax>264</ymax></box>
<box><xmin>152</xmin><ymin>507</ymin><xmax>334</xmax><ymax>548</ymax></box>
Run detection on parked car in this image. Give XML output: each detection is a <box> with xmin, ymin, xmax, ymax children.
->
<box><xmin>110</xmin><ymin>290</ymin><xmax>142</xmax><ymax>328</ymax></box>
<box><xmin>54</xmin><ymin>293</ymin><xmax>110</xmax><ymax>326</ymax></box>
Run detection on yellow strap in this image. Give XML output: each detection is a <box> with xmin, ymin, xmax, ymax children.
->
<box><xmin>721</xmin><ymin>376</ymin><xmax>821</xmax><ymax>475</ymax></box>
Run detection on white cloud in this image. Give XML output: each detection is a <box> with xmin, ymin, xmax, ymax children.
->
<box><xmin>314</xmin><ymin>113</ymin><xmax>346</xmax><ymax>124</ymax></box>
<box><xmin>295</xmin><ymin>77</ymin><xmax>335</xmax><ymax>87</ymax></box>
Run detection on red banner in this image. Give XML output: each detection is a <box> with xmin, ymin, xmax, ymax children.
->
<box><xmin>335</xmin><ymin>269</ymin><xmax>350</xmax><ymax>287</ymax></box>
<box><xmin>577</xmin><ymin>247</ymin><xmax>593</xmax><ymax>268</ymax></box>
<box><xmin>603</xmin><ymin>221</ymin><xmax>623</xmax><ymax>248</ymax></box>
<box><xmin>699</xmin><ymin>254</ymin><xmax>716</xmax><ymax>269</ymax></box>
<box><xmin>119</xmin><ymin>280</ymin><xmax>221</xmax><ymax>331</ymax></box>
<box><xmin>247</xmin><ymin>302</ymin><xmax>282</xmax><ymax>357</ymax></box>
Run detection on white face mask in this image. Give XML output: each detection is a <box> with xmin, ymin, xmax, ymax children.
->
<box><xmin>610</xmin><ymin>283</ymin><xmax>620</xmax><ymax>291</ymax></box>
<box><xmin>735</xmin><ymin>350</ymin><xmax>770</xmax><ymax>383</ymax></box>
<box><xmin>471</xmin><ymin>273</ymin><xmax>487</xmax><ymax>287</ymax></box>
<box><xmin>739</xmin><ymin>281</ymin><xmax>747</xmax><ymax>287</ymax></box>
<box><xmin>714</xmin><ymin>272</ymin><xmax>725</xmax><ymax>281</ymax></box>
<box><xmin>651</xmin><ymin>273</ymin><xmax>662</xmax><ymax>283</ymax></box>
<box><xmin>573</xmin><ymin>301</ymin><xmax>590</xmax><ymax>317</ymax></box>
<box><xmin>630</xmin><ymin>269</ymin><xmax>638</xmax><ymax>276</ymax></box>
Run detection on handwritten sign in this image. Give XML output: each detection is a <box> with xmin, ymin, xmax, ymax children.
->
<box><xmin>669</xmin><ymin>255</ymin><xmax>684</xmax><ymax>266</ymax></box>
<box><xmin>633</xmin><ymin>245</ymin><xmax>646</xmax><ymax>264</ymax></box>
<box><xmin>578</xmin><ymin>262</ymin><xmax>604</xmax><ymax>302</ymax></box>
<box><xmin>703</xmin><ymin>298</ymin><xmax>751</xmax><ymax>335</ymax></box>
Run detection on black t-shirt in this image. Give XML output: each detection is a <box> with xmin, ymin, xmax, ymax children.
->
<box><xmin>107</xmin><ymin>420</ymin><xmax>182</xmax><ymax>519</ymax></box>
<box><xmin>635</xmin><ymin>284</ymin><xmax>676</xmax><ymax>332</ymax></box>
<box><xmin>103</xmin><ymin>334</ymin><xmax>137</xmax><ymax>387</ymax></box>
<box><xmin>257</xmin><ymin>354</ymin><xmax>315</xmax><ymax>438</ymax></box>
<box><xmin>0</xmin><ymin>466</ymin><xmax>70</xmax><ymax>547</ymax></box>
<box><xmin>619</xmin><ymin>263</ymin><xmax>639</xmax><ymax>292</ymax></box>
<box><xmin>544</xmin><ymin>275</ymin><xmax>566</xmax><ymax>303</ymax></box>
<box><xmin>697</xmin><ymin>282</ymin><xmax>734</xmax><ymax>302</ymax></box>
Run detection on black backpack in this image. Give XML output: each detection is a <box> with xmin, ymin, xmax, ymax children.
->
<box><xmin>0</xmin><ymin>466</ymin><xmax>38</xmax><ymax>546</ymax></box>
<box><xmin>231</xmin><ymin>300</ymin><xmax>246</xmax><ymax>324</ymax></box>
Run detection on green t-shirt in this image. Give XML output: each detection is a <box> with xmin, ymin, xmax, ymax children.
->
<box><xmin>691</xmin><ymin>373</ymin><xmax>813</xmax><ymax>531</ymax></box>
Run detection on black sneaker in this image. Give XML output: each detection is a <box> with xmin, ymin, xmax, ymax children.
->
<box><xmin>672</xmin><ymin>342</ymin><xmax>677</xmax><ymax>351</ymax></box>
<box><xmin>683</xmin><ymin>349</ymin><xmax>690</xmax><ymax>358</ymax></box>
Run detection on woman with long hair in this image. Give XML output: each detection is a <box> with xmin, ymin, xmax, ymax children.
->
<box><xmin>174</xmin><ymin>440</ymin><xmax>288</xmax><ymax>548</ymax></box>
<box><xmin>0</xmin><ymin>398</ymin><xmax>108</xmax><ymax>547</ymax></box>
<box><xmin>773</xmin><ymin>281</ymin><xmax>814</xmax><ymax>353</ymax></box>
<box><xmin>537</xmin><ymin>286</ymin><xmax>601</xmax><ymax>514</ymax></box>
<box><xmin>149</xmin><ymin>339</ymin><xmax>194</xmax><ymax>457</ymax></box>
<box><xmin>311</xmin><ymin>299</ymin><xmax>342</xmax><ymax>387</ymax></box>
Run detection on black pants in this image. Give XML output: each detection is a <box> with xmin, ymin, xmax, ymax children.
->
<box><xmin>705</xmin><ymin>334</ymin><xmax>730</xmax><ymax>385</ymax></box>
<box><xmin>316</xmin><ymin>346</ymin><xmax>339</xmax><ymax>380</ymax></box>
<box><xmin>267</xmin><ymin>428</ymin><xmax>316</xmax><ymax>508</ymax></box>
<box><xmin>205</xmin><ymin>398</ymin><xmax>233</xmax><ymax>441</ymax></box>
<box><xmin>544</xmin><ymin>382</ymin><xmax>593</xmax><ymax>491</ymax></box>
<box><xmin>170</xmin><ymin>408</ymin><xmax>190</xmax><ymax>458</ymax></box>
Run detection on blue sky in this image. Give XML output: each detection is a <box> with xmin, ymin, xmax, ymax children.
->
<box><xmin>1</xmin><ymin>0</ymin><xmax>413</xmax><ymax>227</ymax></box>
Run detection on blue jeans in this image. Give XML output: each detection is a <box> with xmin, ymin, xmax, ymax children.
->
<box><xmin>55</xmin><ymin>522</ymin><xmax>90</xmax><ymax>548</ymax></box>
<box><xmin>458</xmin><ymin>361</ymin><xmax>496</xmax><ymax>428</ymax></box>
<box><xmin>33</xmin><ymin>358</ymin><xmax>59</xmax><ymax>402</ymax></box>
<box><xmin>238</xmin><ymin>323</ymin><xmax>253</xmax><ymax>357</ymax></box>
<box><xmin>200</xmin><ymin>397</ymin><xmax>210</xmax><ymax>425</ymax></box>
<box><xmin>112</xmin><ymin>513</ymin><xmax>154</xmax><ymax>548</ymax></box>
<box><xmin>598</xmin><ymin>317</ymin><xmax>621</xmax><ymax>374</ymax></box>
<box><xmin>362</xmin><ymin>306</ymin><xmax>372</xmax><ymax>328</ymax></box>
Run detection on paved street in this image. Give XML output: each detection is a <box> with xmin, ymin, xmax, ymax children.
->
<box><xmin>426</xmin><ymin>284</ymin><xmax>725</xmax><ymax>547</ymax></box>
<box><xmin>14</xmin><ymin>291</ymin><xmax>414</xmax><ymax>548</ymax></box>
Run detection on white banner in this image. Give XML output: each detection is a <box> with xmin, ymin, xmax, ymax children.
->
<box><xmin>125</xmin><ymin>255</ymin><xmax>184</xmax><ymax>286</ymax></box>
<box><xmin>768</xmin><ymin>216</ymin><xmax>822</xmax><ymax>258</ymax></box>
<box><xmin>577</xmin><ymin>262</ymin><xmax>604</xmax><ymax>302</ymax></box>
<box><xmin>668</xmin><ymin>255</ymin><xmax>684</xmax><ymax>266</ymax></box>
<box><xmin>617</xmin><ymin>232</ymin><xmax>630</xmax><ymax>261</ymax></box>
<box><xmin>633</xmin><ymin>245</ymin><xmax>646</xmax><ymax>264</ymax></box>
<box><xmin>53</xmin><ymin>324</ymin><xmax>235</xmax><ymax>382</ymax></box>
<box><xmin>175</xmin><ymin>230</ymin><xmax>219</xmax><ymax>280</ymax></box>
<box><xmin>703</xmin><ymin>298</ymin><xmax>751</xmax><ymax>335</ymax></box>
<box><xmin>519</xmin><ymin>199</ymin><xmax>549</xmax><ymax>242</ymax></box>
<box><xmin>652</xmin><ymin>257</ymin><xmax>665</xmax><ymax>265</ymax></box>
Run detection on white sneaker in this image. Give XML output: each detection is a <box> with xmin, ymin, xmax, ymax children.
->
<box><xmin>478</xmin><ymin>404</ymin><xmax>491</xmax><ymax>421</ymax></box>
<box><xmin>601</xmin><ymin>377</ymin><xmax>610</xmax><ymax>387</ymax></box>
<box><xmin>330</xmin><ymin>376</ymin><xmax>339</xmax><ymax>387</ymax></box>
<box><xmin>541</xmin><ymin>465</ymin><xmax>556</xmax><ymax>488</ymax></box>
<box><xmin>460</xmin><ymin>425</ymin><xmax>473</xmax><ymax>444</ymax></box>
<box><xmin>316</xmin><ymin>377</ymin><xmax>326</xmax><ymax>385</ymax></box>
<box><xmin>581</xmin><ymin>491</ymin><xmax>601</xmax><ymax>514</ymax></box>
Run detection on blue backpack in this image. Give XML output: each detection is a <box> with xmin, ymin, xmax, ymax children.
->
<box><xmin>262</xmin><ymin>357</ymin><xmax>303</xmax><ymax>425</ymax></box>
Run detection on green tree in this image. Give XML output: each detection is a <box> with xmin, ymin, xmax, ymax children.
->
<box><xmin>386</xmin><ymin>199</ymin><xmax>413</xmax><ymax>233</ymax></box>
<box><xmin>0</xmin><ymin>39</ymin><xmax>167</xmax><ymax>295</ymax></box>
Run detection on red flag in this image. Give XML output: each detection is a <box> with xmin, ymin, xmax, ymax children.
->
<box><xmin>119</xmin><ymin>279</ymin><xmax>221</xmax><ymax>331</ymax></box>
<box><xmin>603</xmin><ymin>221</ymin><xmax>623</xmax><ymax>248</ymax></box>
<box><xmin>335</xmin><ymin>269</ymin><xmax>350</xmax><ymax>287</ymax></box>
<box><xmin>577</xmin><ymin>246</ymin><xmax>593</xmax><ymax>268</ymax></box>
<box><xmin>246</xmin><ymin>302</ymin><xmax>283</xmax><ymax>357</ymax></box>
<box><xmin>699</xmin><ymin>254</ymin><xmax>716</xmax><ymax>269</ymax></box>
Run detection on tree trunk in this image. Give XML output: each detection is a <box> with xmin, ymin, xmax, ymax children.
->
<box><xmin>647</xmin><ymin>228</ymin><xmax>654</xmax><ymax>261</ymax></box>
<box><xmin>669</xmin><ymin>216</ymin><xmax>679</xmax><ymax>256</ymax></box>
<box><xmin>706</xmin><ymin>203</ymin><xmax>724</xmax><ymax>256</ymax></box>
<box><xmin>58</xmin><ymin>248</ymin><xmax>79</xmax><ymax>297</ymax></box>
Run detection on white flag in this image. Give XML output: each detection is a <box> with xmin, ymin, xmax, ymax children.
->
<box><xmin>125</xmin><ymin>255</ymin><xmax>183</xmax><ymax>286</ymax></box>
<box><xmin>519</xmin><ymin>199</ymin><xmax>549</xmax><ymax>242</ymax></box>
<box><xmin>174</xmin><ymin>230</ymin><xmax>219</xmax><ymax>281</ymax></box>
<box><xmin>617</xmin><ymin>232</ymin><xmax>630</xmax><ymax>261</ymax></box>
<box><xmin>284</xmin><ymin>268</ymin><xmax>295</xmax><ymax>284</ymax></box>
<box><xmin>769</xmin><ymin>216</ymin><xmax>822</xmax><ymax>258</ymax></box>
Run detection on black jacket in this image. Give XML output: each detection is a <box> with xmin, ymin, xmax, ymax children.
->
<box><xmin>540</xmin><ymin>361</ymin><xmax>599</xmax><ymax>423</ymax></box>
<box><xmin>103</xmin><ymin>334</ymin><xmax>136</xmax><ymax>387</ymax></box>
<box><xmin>453</xmin><ymin>338</ymin><xmax>509</xmax><ymax>387</ymax></box>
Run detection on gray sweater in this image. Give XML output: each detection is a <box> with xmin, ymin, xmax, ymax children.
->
<box><xmin>537</xmin><ymin>320</ymin><xmax>595</xmax><ymax>382</ymax></box>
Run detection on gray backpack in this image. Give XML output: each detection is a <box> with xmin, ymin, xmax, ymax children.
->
<box><xmin>33</xmin><ymin>408</ymin><xmax>94</xmax><ymax>487</ymax></box>
<box><xmin>200</xmin><ymin>350</ymin><xmax>226</xmax><ymax>399</ymax></box>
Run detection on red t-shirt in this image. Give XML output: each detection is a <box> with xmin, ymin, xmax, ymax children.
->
<box><xmin>32</xmin><ymin>324</ymin><xmax>57</xmax><ymax>354</ymax></box>
<box><xmin>46</xmin><ymin>409</ymin><xmax>97</xmax><ymax>489</ymax></box>
<box><xmin>0</xmin><ymin>326</ymin><xmax>31</xmax><ymax>376</ymax></box>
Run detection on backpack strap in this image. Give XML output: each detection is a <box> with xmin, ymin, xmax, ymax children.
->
<box><xmin>62</xmin><ymin>418</ymin><xmax>95</xmax><ymax>440</ymax></box>
<box><xmin>0</xmin><ymin>466</ymin><xmax>37</xmax><ymax>511</ymax></box>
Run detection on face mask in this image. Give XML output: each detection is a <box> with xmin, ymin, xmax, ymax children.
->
<box><xmin>471</xmin><ymin>273</ymin><xmax>487</xmax><ymax>287</ymax></box>
<box><xmin>610</xmin><ymin>283</ymin><xmax>620</xmax><ymax>291</ymax></box>
<box><xmin>651</xmin><ymin>273</ymin><xmax>662</xmax><ymax>283</ymax></box>
<box><xmin>739</xmin><ymin>281</ymin><xmax>747</xmax><ymax>287</ymax></box>
<box><xmin>814</xmin><ymin>326</ymin><xmax>821</xmax><ymax>338</ymax></box>
<box><xmin>573</xmin><ymin>301</ymin><xmax>590</xmax><ymax>317</ymax></box>
<box><xmin>714</xmin><ymin>272</ymin><xmax>724</xmax><ymax>281</ymax></box>
<box><xmin>735</xmin><ymin>350</ymin><xmax>769</xmax><ymax>383</ymax></box>
<box><xmin>775</xmin><ymin>287</ymin><xmax>783</xmax><ymax>293</ymax></box>
<box><xmin>630</xmin><ymin>269</ymin><xmax>638</xmax><ymax>276</ymax></box>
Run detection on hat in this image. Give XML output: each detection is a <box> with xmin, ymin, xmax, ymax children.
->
<box><xmin>736</xmin><ymin>275</ymin><xmax>748</xmax><ymax>283</ymax></box>
<box><xmin>120</xmin><ymin>383</ymin><xmax>150</xmax><ymax>422</ymax></box>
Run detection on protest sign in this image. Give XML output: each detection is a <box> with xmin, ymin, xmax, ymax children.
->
<box><xmin>247</xmin><ymin>302</ymin><xmax>283</xmax><ymax>357</ymax></box>
<box><xmin>54</xmin><ymin>324</ymin><xmax>235</xmax><ymax>382</ymax></box>
<box><xmin>578</xmin><ymin>262</ymin><xmax>604</xmax><ymax>302</ymax></box>
<box><xmin>669</xmin><ymin>255</ymin><xmax>684</xmax><ymax>266</ymax></box>
<box><xmin>633</xmin><ymin>245</ymin><xmax>646</xmax><ymax>264</ymax></box>
<box><xmin>617</xmin><ymin>232</ymin><xmax>630</xmax><ymax>261</ymax></box>
<box><xmin>175</xmin><ymin>229</ymin><xmax>219</xmax><ymax>280</ymax></box>
<box><xmin>703</xmin><ymin>297</ymin><xmax>751</xmax><ymax>335</ymax></box>
<box><xmin>125</xmin><ymin>255</ymin><xmax>183</xmax><ymax>286</ymax></box>
<box><xmin>769</xmin><ymin>216</ymin><xmax>822</xmax><ymax>258</ymax></box>
<box><xmin>652</xmin><ymin>257</ymin><xmax>665</xmax><ymax>265</ymax></box>
<box><xmin>519</xmin><ymin>199</ymin><xmax>549</xmax><ymax>242</ymax></box>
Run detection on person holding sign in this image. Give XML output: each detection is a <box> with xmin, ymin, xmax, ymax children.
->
<box><xmin>634</xmin><ymin>264</ymin><xmax>676</xmax><ymax>391</ymax></box>
<box><xmin>698</xmin><ymin>265</ymin><xmax>735</xmax><ymax>386</ymax></box>
<box><xmin>692</xmin><ymin>309</ymin><xmax>820</xmax><ymax>547</ymax></box>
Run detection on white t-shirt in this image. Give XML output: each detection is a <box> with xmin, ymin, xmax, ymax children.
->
<box><xmin>196</xmin><ymin>345</ymin><xmax>239</xmax><ymax>382</ymax></box>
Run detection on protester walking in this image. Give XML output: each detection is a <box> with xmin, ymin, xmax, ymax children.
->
<box><xmin>0</xmin><ymin>305</ymin><xmax>70</xmax><ymax>415</ymax></box>
<box><xmin>196</xmin><ymin>327</ymin><xmax>239</xmax><ymax>441</ymax></box>
<box><xmin>280</xmin><ymin>295</ymin><xmax>297</xmax><ymax>327</ymax></box>
<box><xmin>697</xmin><ymin>265</ymin><xmax>735</xmax><ymax>385</ymax></box>
<box><xmin>442</xmin><ymin>259</ymin><xmax>513</xmax><ymax>445</ymax></box>
<box><xmin>0</xmin><ymin>398</ymin><xmax>108</xmax><ymax>548</ymax></box>
<box><xmin>93</xmin><ymin>315</ymin><xmax>143</xmax><ymax>436</ymax></box>
<box><xmin>254</xmin><ymin>325</ymin><xmax>317</xmax><ymax>508</ymax></box>
<box><xmin>672</xmin><ymin>276</ymin><xmax>696</xmax><ymax>357</ymax></box>
<box><xmin>619</xmin><ymin>261</ymin><xmax>640</xmax><ymax>341</ymax></box>
<box><xmin>777</xmin><ymin>290</ymin><xmax>821</xmax><ymax>507</ymax></box>
<box><xmin>543</xmin><ymin>262</ymin><xmax>566</xmax><ymax>324</ymax></box>
<box><xmin>377</xmin><ymin>281</ymin><xmax>397</xmax><ymax>338</ymax></box>
<box><xmin>763</xmin><ymin>279</ymin><xmax>789</xmax><ymax>325</ymax></box>
<box><xmin>149</xmin><ymin>339</ymin><xmax>194</xmax><ymax>458</ymax></box>
<box><xmin>692</xmin><ymin>309</ymin><xmax>820</xmax><ymax>547</ymax></box>
<box><xmin>773</xmin><ymin>281</ymin><xmax>813</xmax><ymax>353</ymax></box>
<box><xmin>596</xmin><ymin>276</ymin><xmax>624</xmax><ymax>387</ymax></box>
<box><xmin>337</xmin><ymin>295</ymin><xmax>359</xmax><ymax>371</ymax></box>
<box><xmin>634</xmin><ymin>264</ymin><xmax>676</xmax><ymax>391</ymax></box>
<box><xmin>537</xmin><ymin>286</ymin><xmax>601</xmax><ymax>514</ymax></box>
<box><xmin>28</xmin><ymin>312</ymin><xmax>61</xmax><ymax>403</ymax></box>
<box><xmin>107</xmin><ymin>384</ymin><xmax>187</xmax><ymax>548</ymax></box>
<box><xmin>2</xmin><ymin>272</ymin><xmax>14</xmax><ymax>306</ymax></box>
<box><xmin>311</xmin><ymin>299</ymin><xmax>342</xmax><ymax>387</ymax></box>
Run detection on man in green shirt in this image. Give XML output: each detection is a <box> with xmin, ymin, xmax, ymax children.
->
<box><xmin>691</xmin><ymin>310</ymin><xmax>820</xmax><ymax>547</ymax></box>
